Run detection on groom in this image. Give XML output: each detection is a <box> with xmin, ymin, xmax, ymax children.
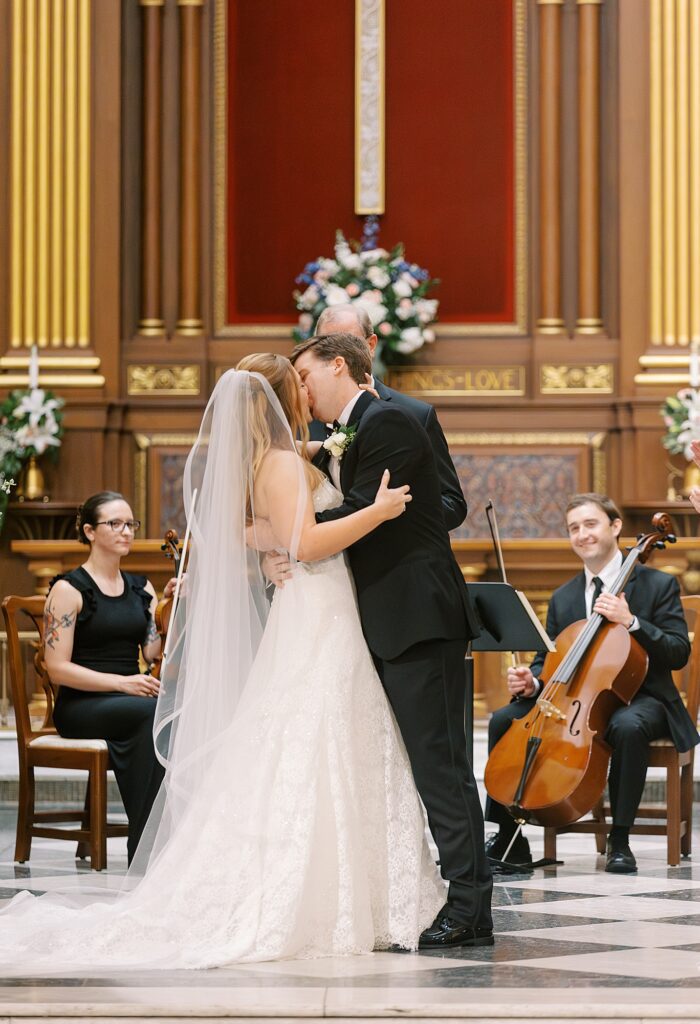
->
<box><xmin>292</xmin><ymin>332</ymin><xmax>494</xmax><ymax>948</ymax></box>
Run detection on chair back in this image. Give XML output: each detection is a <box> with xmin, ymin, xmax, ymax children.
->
<box><xmin>1</xmin><ymin>595</ymin><xmax>55</xmax><ymax>744</ymax></box>
<box><xmin>674</xmin><ymin>594</ymin><xmax>700</xmax><ymax>726</ymax></box>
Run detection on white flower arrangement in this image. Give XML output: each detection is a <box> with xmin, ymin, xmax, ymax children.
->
<box><xmin>661</xmin><ymin>388</ymin><xmax>700</xmax><ymax>459</ymax></box>
<box><xmin>0</xmin><ymin>381</ymin><xmax>64</xmax><ymax>525</ymax></box>
<box><xmin>293</xmin><ymin>217</ymin><xmax>439</xmax><ymax>366</ymax></box>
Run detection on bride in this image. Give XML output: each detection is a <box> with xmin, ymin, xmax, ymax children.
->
<box><xmin>0</xmin><ymin>355</ymin><xmax>445</xmax><ymax>969</ymax></box>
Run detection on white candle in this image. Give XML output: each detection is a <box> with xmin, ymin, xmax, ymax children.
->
<box><xmin>28</xmin><ymin>345</ymin><xmax>39</xmax><ymax>391</ymax></box>
<box><xmin>690</xmin><ymin>340</ymin><xmax>700</xmax><ymax>389</ymax></box>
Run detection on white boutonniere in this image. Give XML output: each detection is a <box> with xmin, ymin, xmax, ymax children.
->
<box><xmin>322</xmin><ymin>424</ymin><xmax>357</xmax><ymax>460</ymax></box>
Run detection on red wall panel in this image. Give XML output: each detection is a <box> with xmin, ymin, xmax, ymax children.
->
<box><xmin>383</xmin><ymin>0</ymin><xmax>514</xmax><ymax>322</ymax></box>
<box><xmin>226</xmin><ymin>0</ymin><xmax>514</xmax><ymax>324</ymax></box>
<box><xmin>227</xmin><ymin>0</ymin><xmax>356</xmax><ymax>322</ymax></box>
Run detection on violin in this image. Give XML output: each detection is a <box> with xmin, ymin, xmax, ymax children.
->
<box><xmin>484</xmin><ymin>512</ymin><xmax>677</xmax><ymax>829</ymax></box>
<box><xmin>150</xmin><ymin>529</ymin><xmax>182</xmax><ymax>681</ymax></box>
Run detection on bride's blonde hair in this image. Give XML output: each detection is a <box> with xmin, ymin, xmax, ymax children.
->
<box><xmin>236</xmin><ymin>353</ymin><xmax>324</xmax><ymax>489</ymax></box>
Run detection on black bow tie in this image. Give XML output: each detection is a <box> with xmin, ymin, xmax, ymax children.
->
<box><xmin>324</xmin><ymin>420</ymin><xmax>342</xmax><ymax>437</ymax></box>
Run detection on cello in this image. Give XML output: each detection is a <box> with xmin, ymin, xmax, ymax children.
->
<box><xmin>484</xmin><ymin>512</ymin><xmax>677</xmax><ymax>829</ymax></box>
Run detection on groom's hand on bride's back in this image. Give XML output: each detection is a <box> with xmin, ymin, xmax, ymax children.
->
<box><xmin>262</xmin><ymin>550</ymin><xmax>293</xmax><ymax>589</ymax></box>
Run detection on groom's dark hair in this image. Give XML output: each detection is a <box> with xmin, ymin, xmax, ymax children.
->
<box><xmin>290</xmin><ymin>332</ymin><xmax>372</xmax><ymax>385</ymax></box>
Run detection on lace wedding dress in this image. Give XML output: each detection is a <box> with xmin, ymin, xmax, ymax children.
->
<box><xmin>0</xmin><ymin>480</ymin><xmax>445</xmax><ymax>969</ymax></box>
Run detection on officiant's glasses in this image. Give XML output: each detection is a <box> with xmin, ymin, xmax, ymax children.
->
<box><xmin>95</xmin><ymin>519</ymin><xmax>142</xmax><ymax>534</ymax></box>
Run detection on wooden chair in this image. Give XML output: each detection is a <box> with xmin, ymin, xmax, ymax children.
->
<box><xmin>544</xmin><ymin>594</ymin><xmax>700</xmax><ymax>867</ymax></box>
<box><xmin>2</xmin><ymin>595</ymin><xmax>129</xmax><ymax>871</ymax></box>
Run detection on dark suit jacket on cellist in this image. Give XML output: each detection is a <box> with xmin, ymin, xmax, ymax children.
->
<box><xmin>530</xmin><ymin>564</ymin><xmax>699</xmax><ymax>752</ymax></box>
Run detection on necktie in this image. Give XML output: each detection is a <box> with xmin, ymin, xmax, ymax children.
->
<box><xmin>591</xmin><ymin>576</ymin><xmax>603</xmax><ymax>615</ymax></box>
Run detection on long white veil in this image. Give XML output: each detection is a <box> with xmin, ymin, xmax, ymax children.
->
<box><xmin>130</xmin><ymin>368</ymin><xmax>308</xmax><ymax>877</ymax></box>
<box><xmin>0</xmin><ymin>369</ymin><xmax>311</xmax><ymax>961</ymax></box>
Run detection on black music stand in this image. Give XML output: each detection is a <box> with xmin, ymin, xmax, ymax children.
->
<box><xmin>464</xmin><ymin>581</ymin><xmax>555</xmax><ymax>764</ymax></box>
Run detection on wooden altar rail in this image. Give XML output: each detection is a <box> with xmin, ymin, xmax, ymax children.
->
<box><xmin>10</xmin><ymin>537</ymin><xmax>700</xmax><ymax>598</ymax></box>
<box><xmin>10</xmin><ymin>537</ymin><xmax>699</xmax><ymax>717</ymax></box>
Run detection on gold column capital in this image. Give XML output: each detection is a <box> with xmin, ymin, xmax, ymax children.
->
<box><xmin>537</xmin><ymin>1</ymin><xmax>564</xmax><ymax>5</ymax></box>
<box><xmin>177</xmin><ymin>0</ymin><xmax>204</xmax><ymax>6</ymax></box>
<box><xmin>140</xmin><ymin>0</ymin><xmax>165</xmax><ymax>6</ymax></box>
<box><xmin>577</xmin><ymin>1</ymin><xmax>603</xmax><ymax>6</ymax></box>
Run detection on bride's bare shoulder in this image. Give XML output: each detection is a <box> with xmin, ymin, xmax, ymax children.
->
<box><xmin>257</xmin><ymin>448</ymin><xmax>302</xmax><ymax>484</ymax></box>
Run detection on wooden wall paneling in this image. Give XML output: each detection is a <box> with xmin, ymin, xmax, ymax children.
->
<box><xmin>559</xmin><ymin>0</ymin><xmax>578</xmax><ymax>334</ymax></box>
<box><xmin>162</xmin><ymin>0</ymin><xmax>180</xmax><ymax>332</ymax></box>
<box><xmin>536</xmin><ymin>0</ymin><xmax>565</xmax><ymax>336</ymax></box>
<box><xmin>600</xmin><ymin>0</ymin><xmax>620</xmax><ymax>340</ymax></box>
<box><xmin>630</xmin><ymin>398</ymin><xmax>676</xmax><ymax>502</ymax></box>
<box><xmin>138</xmin><ymin>0</ymin><xmax>165</xmax><ymax>339</ymax></box>
<box><xmin>175</xmin><ymin>0</ymin><xmax>203</xmax><ymax>338</ymax></box>
<box><xmin>120</xmin><ymin>0</ymin><xmax>142</xmax><ymax>344</ymax></box>
<box><xmin>131</xmin><ymin>434</ymin><xmax>198</xmax><ymax>536</ymax></box>
<box><xmin>200</xmin><ymin>0</ymin><xmax>213</xmax><ymax>341</ymax></box>
<box><xmin>121</xmin><ymin>0</ymin><xmax>207</xmax><ymax>398</ymax></box>
<box><xmin>576</xmin><ymin>0</ymin><xmax>604</xmax><ymax>336</ymax></box>
<box><xmin>618</xmin><ymin>0</ymin><xmax>649</xmax><ymax>398</ymax></box>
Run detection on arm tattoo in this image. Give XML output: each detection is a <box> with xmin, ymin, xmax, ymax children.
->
<box><xmin>143</xmin><ymin>616</ymin><xmax>159</xmax><ymax>647</ymax></box>
<box><xmin>43</xmin><ymin>600</ymin><xmax>76</xmax><ymax>650</ymax></box>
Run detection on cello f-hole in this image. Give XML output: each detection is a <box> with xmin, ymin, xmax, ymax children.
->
<box><xmin>569</xmin><ymin>699</ymin><xmax>582</xmax><ymax>737</ymax></box>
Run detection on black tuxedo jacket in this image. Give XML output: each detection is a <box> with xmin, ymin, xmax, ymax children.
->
<box><xmin>313</xmin><ymin>391</ymin><xmax>480</xmax><ymax>661</ymax></box>
<box><xmin>529</xmin><ymin>564</ymin><xmax>698</xmax><ymax>752</ymax></box>
<box><xmin>309</xmin><ymin>378</ymin><xmax>467</xmax><ymax>531</ymax></box>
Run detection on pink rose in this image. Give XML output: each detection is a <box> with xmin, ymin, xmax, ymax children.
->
<box><xmin>378</xmin><ymin>322</ymin><xmax>392</xmax><ymax>336</ymax></box>
<box><xmin>299</xmin><ymin>313</ymin><xmax>313</xmax><ymax>333</ymax></box>
<box><xmin>346</xmin><ymin>282</ymin><xmax>360</xmax><ymax>296</ymax></box>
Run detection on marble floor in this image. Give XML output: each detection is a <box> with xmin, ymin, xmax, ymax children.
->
<box><xmin>2</xmin><ymin>812</ymin><xmax>700</xmax><ymax>1021</ymax></box>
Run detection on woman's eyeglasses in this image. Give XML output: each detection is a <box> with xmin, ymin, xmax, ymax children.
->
<box><xmin>94</xmin><ymin>519</ymin><xmax>141</xmax><ymax>534</ymax></box>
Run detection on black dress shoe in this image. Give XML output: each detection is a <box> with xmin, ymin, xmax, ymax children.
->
<box><xmin>419</xmin><ymin>912</ymin><xmax>494</xmax><ymax>949</ymax></box>
<box><xmin>485</xmin><ymin>830</ymin><xmax>533</xmax><ymax>866</ymax></box>
<box><xmin>605</xmin><ymin>841</ymin><xmax>637</xmax><ymax>874</ymax></box>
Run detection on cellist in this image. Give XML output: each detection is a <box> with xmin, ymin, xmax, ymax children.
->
<box><xmin>485</xmin><ymin>493</ymin><xmax>699</xmax><ymax>874</ymax></box>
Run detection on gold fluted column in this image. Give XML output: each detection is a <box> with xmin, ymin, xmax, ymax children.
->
<box><xmin>176</xmin><ymin>0</ymin><xmax>203</xmax><ymax>337</ymax></box>
<box><xmin>5</xmin><ymin>0</ymin><xmax>99</xmax><ymax>383</ymax></box>
<box><xmin>691</xmin><ymin>0</ymin><xmax>700</xmax><ymax>350</ymax></box>
<box><xmin>576</xmin><ymin>0</ymin><xmax>604</xmax><ymax>335</ymax></box>
<box><xmin>639</xmin><ymin>0</ymin><xmax>700</xmax><ymax>383</ymax></box>
<box><xmin>650</xmin><ymin>0</ymin><xmax>700</xmax><ymax>352</ymax></box>
<box><xmin>537</xmin><ymin>0</ymin><xmax>565</xmax><ymax>335</ymax></box>
<box><xmin>139</xmin><ymin>0</ymin><xmax>165</xmax><ymax>337</ymax></box>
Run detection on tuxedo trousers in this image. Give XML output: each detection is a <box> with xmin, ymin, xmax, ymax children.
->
<box><xmin>374</xmin><ymin>638</ymin><xmax>493</xmax><ymax>930</ymax></box>
<box><xmin>485</xmin><ymin>693</ymin><xmax>671</xmax><ymax>833</ymax></box>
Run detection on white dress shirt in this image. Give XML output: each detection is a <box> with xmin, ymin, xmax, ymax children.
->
<box><xmin>328</xmin><ymin>389</ymin><xmax>363</xmax><ymax>491</ymax></box>
<box><xmin>528</xmin><ymin>549</ymin><xmax>638</xmax><ymax>698</ymax></box>
<box><xmin>583</xmin><ymin>549</ymin><xmax>639</xmax><ymax>630</ymax></box>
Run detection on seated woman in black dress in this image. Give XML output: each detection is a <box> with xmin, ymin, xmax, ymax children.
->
<box><xmin>43</xmin><ymin>491</ymin><xmax>173</xmax><ymax>864</ymax></box>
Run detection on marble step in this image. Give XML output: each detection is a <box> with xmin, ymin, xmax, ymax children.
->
<box><xmin>1</xmin><ymin>985</ymin><xmax>700</xmax><ymax>1022</ymax></box>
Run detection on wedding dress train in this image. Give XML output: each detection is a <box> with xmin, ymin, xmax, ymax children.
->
<box><xmin>0</xmin><ymin>481</ymin><xmax>445</xmax><ymax>969</ymax></box>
